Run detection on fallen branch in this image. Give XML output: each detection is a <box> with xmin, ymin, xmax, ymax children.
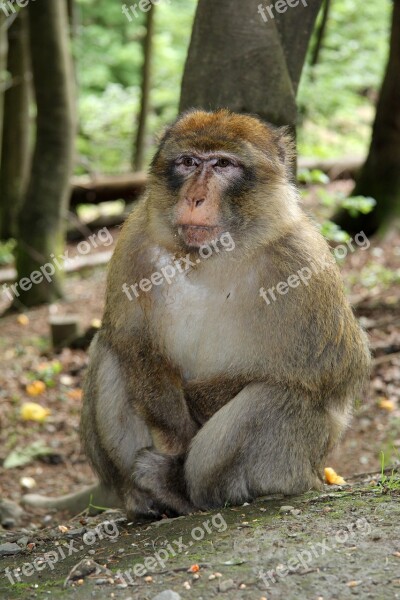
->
<box><xmin>70</xmin><ymin>172</ymin><xmax>147</xmax><ymax>206</ymax></box>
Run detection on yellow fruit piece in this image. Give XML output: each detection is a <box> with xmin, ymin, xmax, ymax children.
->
<box><xmin>21</xmin><ymin>402</ymin><xmax>51</xmax><ymax>422</ymax></box>
<box><xmin>26</xmin><ymin>380</ymin><xmax>46</xmax><ymax>396</ymax></box>
<box><xmin>324</xmin><ymin>467</ymin><xmax>346</xmax><ymax>485</ymax></box>
<box><xmin>378</xmin><ymin>398</ymin><xmax>395</xmax><ymax>412</ymax></box>
<box><xmin>17</xmin><ymin>314</ymin><xmax>29</xmax><ymax>326</ymax></box>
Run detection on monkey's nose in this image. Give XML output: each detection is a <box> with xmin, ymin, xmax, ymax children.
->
<box><xmin>185</xmin><ymin>197</ymin><xmax>206</xmax><ymax>209</ymax></box>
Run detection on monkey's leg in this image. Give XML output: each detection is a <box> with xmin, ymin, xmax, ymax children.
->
<box><xmin>184</xmin><ymin>382</ymin><xmax>348</xmax><ymax>509</ymax></box>
<box><xmin>134</xmin><ymin>382</ymin><xmax>349</xmax><ymax>512</ymax></box>
<box><xmin>82</xmin><ymin>334</ymin><xmax>169</xmax><ymax>519</ymax></box>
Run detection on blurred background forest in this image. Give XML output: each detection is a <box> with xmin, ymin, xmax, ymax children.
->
<box><xmin>0</xmin><ymin>0</ymin><xmax>399</xmax><ymax>530</ymax></box>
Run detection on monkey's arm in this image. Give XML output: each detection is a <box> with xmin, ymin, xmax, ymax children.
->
<box><xmin>101</xmin><ymin>331</ymin><xmax>199</xmax><ymax>456</ymax></box>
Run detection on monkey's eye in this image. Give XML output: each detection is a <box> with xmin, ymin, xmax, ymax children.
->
<box><xmin>182</xmin><ymin>156</ymin><xmax>196</xmax><ymax>167</ymax></box>
<box><xmin>215</xmin><ymin>158</ymin><xmax>231</xmax><ymax>168</ymax></box>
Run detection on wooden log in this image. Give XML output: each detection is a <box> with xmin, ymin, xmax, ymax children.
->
<box><xmin>70</xmin><ymin>172</ymin><xmax>147</xmax><ymax>206</ymax></box>
<box><xmin>298</xmin><ymin>156</ymin><xmax>364</xmax><ymax>180</ymax></box>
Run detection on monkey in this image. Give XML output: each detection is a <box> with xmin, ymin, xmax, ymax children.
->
<box><xmin>23</xmin><ymin>109</ymin><xmax>370</xmax><ymax>519</ymax></box>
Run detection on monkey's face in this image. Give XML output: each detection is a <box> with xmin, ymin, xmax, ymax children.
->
<box><xmin>149</xmin><ymin>110</ymin><xmax>297</xmax><ymax>250</ymax></box>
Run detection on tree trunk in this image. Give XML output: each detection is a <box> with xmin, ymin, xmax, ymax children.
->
<box><xmin>15</xmin><ymin>0</ymin><xmax>75</xmax><ymax>307</ymax></box>
<box><xmin>132</xmin><ymin>4</ymin><xmax>155</xmax><ymax>171</ymax></box>
<box><xmin>335</xmin><ymin>0</ymin><xmax>400</xmax><ymax>236</ymax></box>
<box><xmin>180</xmin><ymin>0</ymin><xmax>322</xmax><ymax>129</ymax></box>
<box><xmin>0</xmin><ymin>9</ymin><xmax>30</xmax><ymax>240</ymax></box>
<box><xmin>0</xmin><ymin>11</ymin><xmax>8</xmax><ymax>166</ymax></box>
<box><xmin>310</xmin><ymin>0</ymin><xmax>331</xmax><ymax>67</ymax></box>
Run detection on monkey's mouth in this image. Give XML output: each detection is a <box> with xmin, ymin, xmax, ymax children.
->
<box><xmin>178</xmin><ymin>225</ymin><xmax>223</xmax><ymax>248</ymax></box>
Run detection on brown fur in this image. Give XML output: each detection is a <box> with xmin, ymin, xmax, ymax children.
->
<box><xmin>23</xmin><ymin>110</ymin><xmax>370</xmax><ymax>518</ymax></box>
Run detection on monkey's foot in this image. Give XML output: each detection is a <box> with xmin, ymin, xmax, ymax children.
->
<box><xmin>133</xmin><ymin>448</ymin><xmax>195</xmax><ymax>516</ymax></box>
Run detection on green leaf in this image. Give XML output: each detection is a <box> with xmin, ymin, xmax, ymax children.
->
<box><xmin>3</xmin><ymin>441</ymin><xmax>53</xmax><ymax>469</ymax></box>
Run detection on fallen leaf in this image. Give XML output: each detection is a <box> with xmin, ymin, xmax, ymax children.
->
<box><xmin>4</xmin><ymin>441</ymin><xmax>53</xmax><ymax>468</ymax></box>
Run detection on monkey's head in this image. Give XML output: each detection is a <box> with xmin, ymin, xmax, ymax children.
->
<box><xmin>148</xmin><ymin>109</ymin><xmax>300</xmax><ymax>251</ymax></box>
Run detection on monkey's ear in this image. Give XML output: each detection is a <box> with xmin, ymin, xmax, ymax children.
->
<box><xmin>275</xmin><ymin>127</ymin><xmax>296</xmax><ymax>178</ymax></box>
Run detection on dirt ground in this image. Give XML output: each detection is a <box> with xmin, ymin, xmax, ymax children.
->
<box><xmin>1</xmin><ymin>483</ymin><xmax>399</xmax><ymax>599</ymax></box>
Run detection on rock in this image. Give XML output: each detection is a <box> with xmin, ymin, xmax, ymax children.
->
<box><xmin>66</xmin><ymin>527</ymin><xmax>86</xmax><ymax>537</ymax></box>
<box><xmin>279</xmin><ymin>505</ymin><xmax>295</xmax><ymax>513</ymax></box>
<box><xmin>219</xmin><ymin>579</ymin><xmax>235</xmax><ymax>592</ymax></box>
<box><xmin>17</xmin><ymin>536</ymin><xmax>30</xmax><ymax>548</ymax></box>
<box><xmin>152</xmin><ymin>591</ymin><xmax>182</xmax><ymax>600</ymax></box>
<box><xmin>0</xmin><ymin>542</ymin><xmax>23</xmax><ymax>556</ymax></box>
<box><xmin>0</xmin><ymin>499</ymin><xmax>24</xmax><ymax>528</ymax></box>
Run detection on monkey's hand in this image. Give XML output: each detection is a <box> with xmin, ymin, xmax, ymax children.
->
<box><xmin>133</xmin><ymin>448</ymin><xmax>195</xmax><ymax>516</ymax></box>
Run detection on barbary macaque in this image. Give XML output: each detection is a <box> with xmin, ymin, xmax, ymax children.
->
<box><xmin>23</xmin><ymin>110</ymin><xmax>370</xmax><ymax>518</ymax></box>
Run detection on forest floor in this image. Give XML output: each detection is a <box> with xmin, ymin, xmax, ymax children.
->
<box><xmin>0</xmin><ymin>181</ymin><xmax>399</xmax><ymax>598</ymax></box>
<box><xmin>0</xmin><ymin>483</ymin><xmax>400</xmax><ymax>599</ymax></box>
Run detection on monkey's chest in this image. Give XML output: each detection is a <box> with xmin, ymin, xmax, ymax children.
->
<box><xmin>149</xmin><ymin>269</ymin><xmax>267</xmax><ymax>381</ymax></box>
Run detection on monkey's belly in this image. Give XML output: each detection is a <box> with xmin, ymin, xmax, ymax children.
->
<box><xmin>183</xmin><ymin>377</ymin><xmax>249</xmax><ymax>424</ymax></box>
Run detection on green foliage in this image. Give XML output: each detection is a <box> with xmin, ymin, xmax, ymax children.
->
<box><xmin>0</xmin><ymin>239</ymin><xmax>16</xmax><ymax>266</ymax></box>
<box><xmin>298</xmin><ymin>0</ymin><xmax>392</xmax><ymax>158</ymax></box>
<box><xmin>298</xmin><ymin>168</ymin><xmax>330</xmax><ymax>185</ymax></box>
<box><xmin>74</xmin><ymin>0</ymin><xmax>197</xmax><ymax>174</ymax></box>
<box><xmin>355</xmin><ymin>263</ymin><xmax>400</xmax><ymax>289</ymax></box>
<box><xmin>340</xmin><ymin>195</ymin><xmax>377</xmax><ymax>217</ymax></box>
<box><xmin>372</xmin><ymin>451</ymin><xmax>400</xmax><ymax>494</ymax></box>
<box><xmin>320</xmin><ymin>221</ymin><xmax>350</xmax><ymax>243</ymax></box>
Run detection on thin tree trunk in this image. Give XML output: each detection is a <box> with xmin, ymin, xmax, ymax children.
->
<box><xmin>15</xmin><ymin>1</ymin><xmax>75</xmax><ymax>307</ymax></box>
<box><xmin>310</xmin><ymin>0</ymin><xmax>331</xmax><ymax>67</ymax></box>
<box><xmin>0</xmin><ymin>11</ymin><xmax>8</xmax><ymax>166</ymax></box>
<box><xmin>0</xmin><ymin>9</ymin><xmax>30</xmax><ymax>240</ymax></box>
<box><xmin>132</xmin><ymin>4</ymin><xmax>155</xmax><ymax>171</ymax></box>
<box><xmin>335</xmin><ymin>0</ymin><xmax>400</xmax><ymax>236</ymax></box>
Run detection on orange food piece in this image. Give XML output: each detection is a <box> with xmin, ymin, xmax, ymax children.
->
<box><xmin>68</xmin><ymin>388</ymin><xmax>83</xmax><ymax>401</ymax></box>
<box><xmin>378</xmin><ymin>398</ymin><xmax>395</xmax><ymax>412</ymax></box>
<box><xmin>189</xmin><ymin>564</ymin><xmax>200</xmax><ymax>573</ymax></box>
<box><xmin>324</xmin><ymin>467</ymin><xmax>346</xmax><ymax>485</ymax></box>
<box><xmin>26</xmin><ymin>380</ymin><xmax>46</xmax><ymax>396</ymax></box>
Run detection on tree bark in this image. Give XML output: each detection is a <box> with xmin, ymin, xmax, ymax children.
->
<box><xmin>0</xmin><ymin>9</ymin><xmax>30</xmax><ymax>240</ymax></box>
<box><xmin>132</xmin><ymin>4</ymin><xmax>155</xmax><ymax>171</ymax></box>
<box><xmin>0</xmin><ymin>11</ymin><xmax>8</xmax><ymax>166</ymax></box>
<box><xmin>180</xmin><ymin>0</ymin><xmax>322</xmax><ymax>129</ymax></box>
<box><xmin>335</xmin><ymin>0</ymin><xmax>400</xmax><ymax>236</ymax></box>
<box><xmin>15</xmin><ymin>0</ymin><xmax>75</xmax><ymax>307</ymax></box>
